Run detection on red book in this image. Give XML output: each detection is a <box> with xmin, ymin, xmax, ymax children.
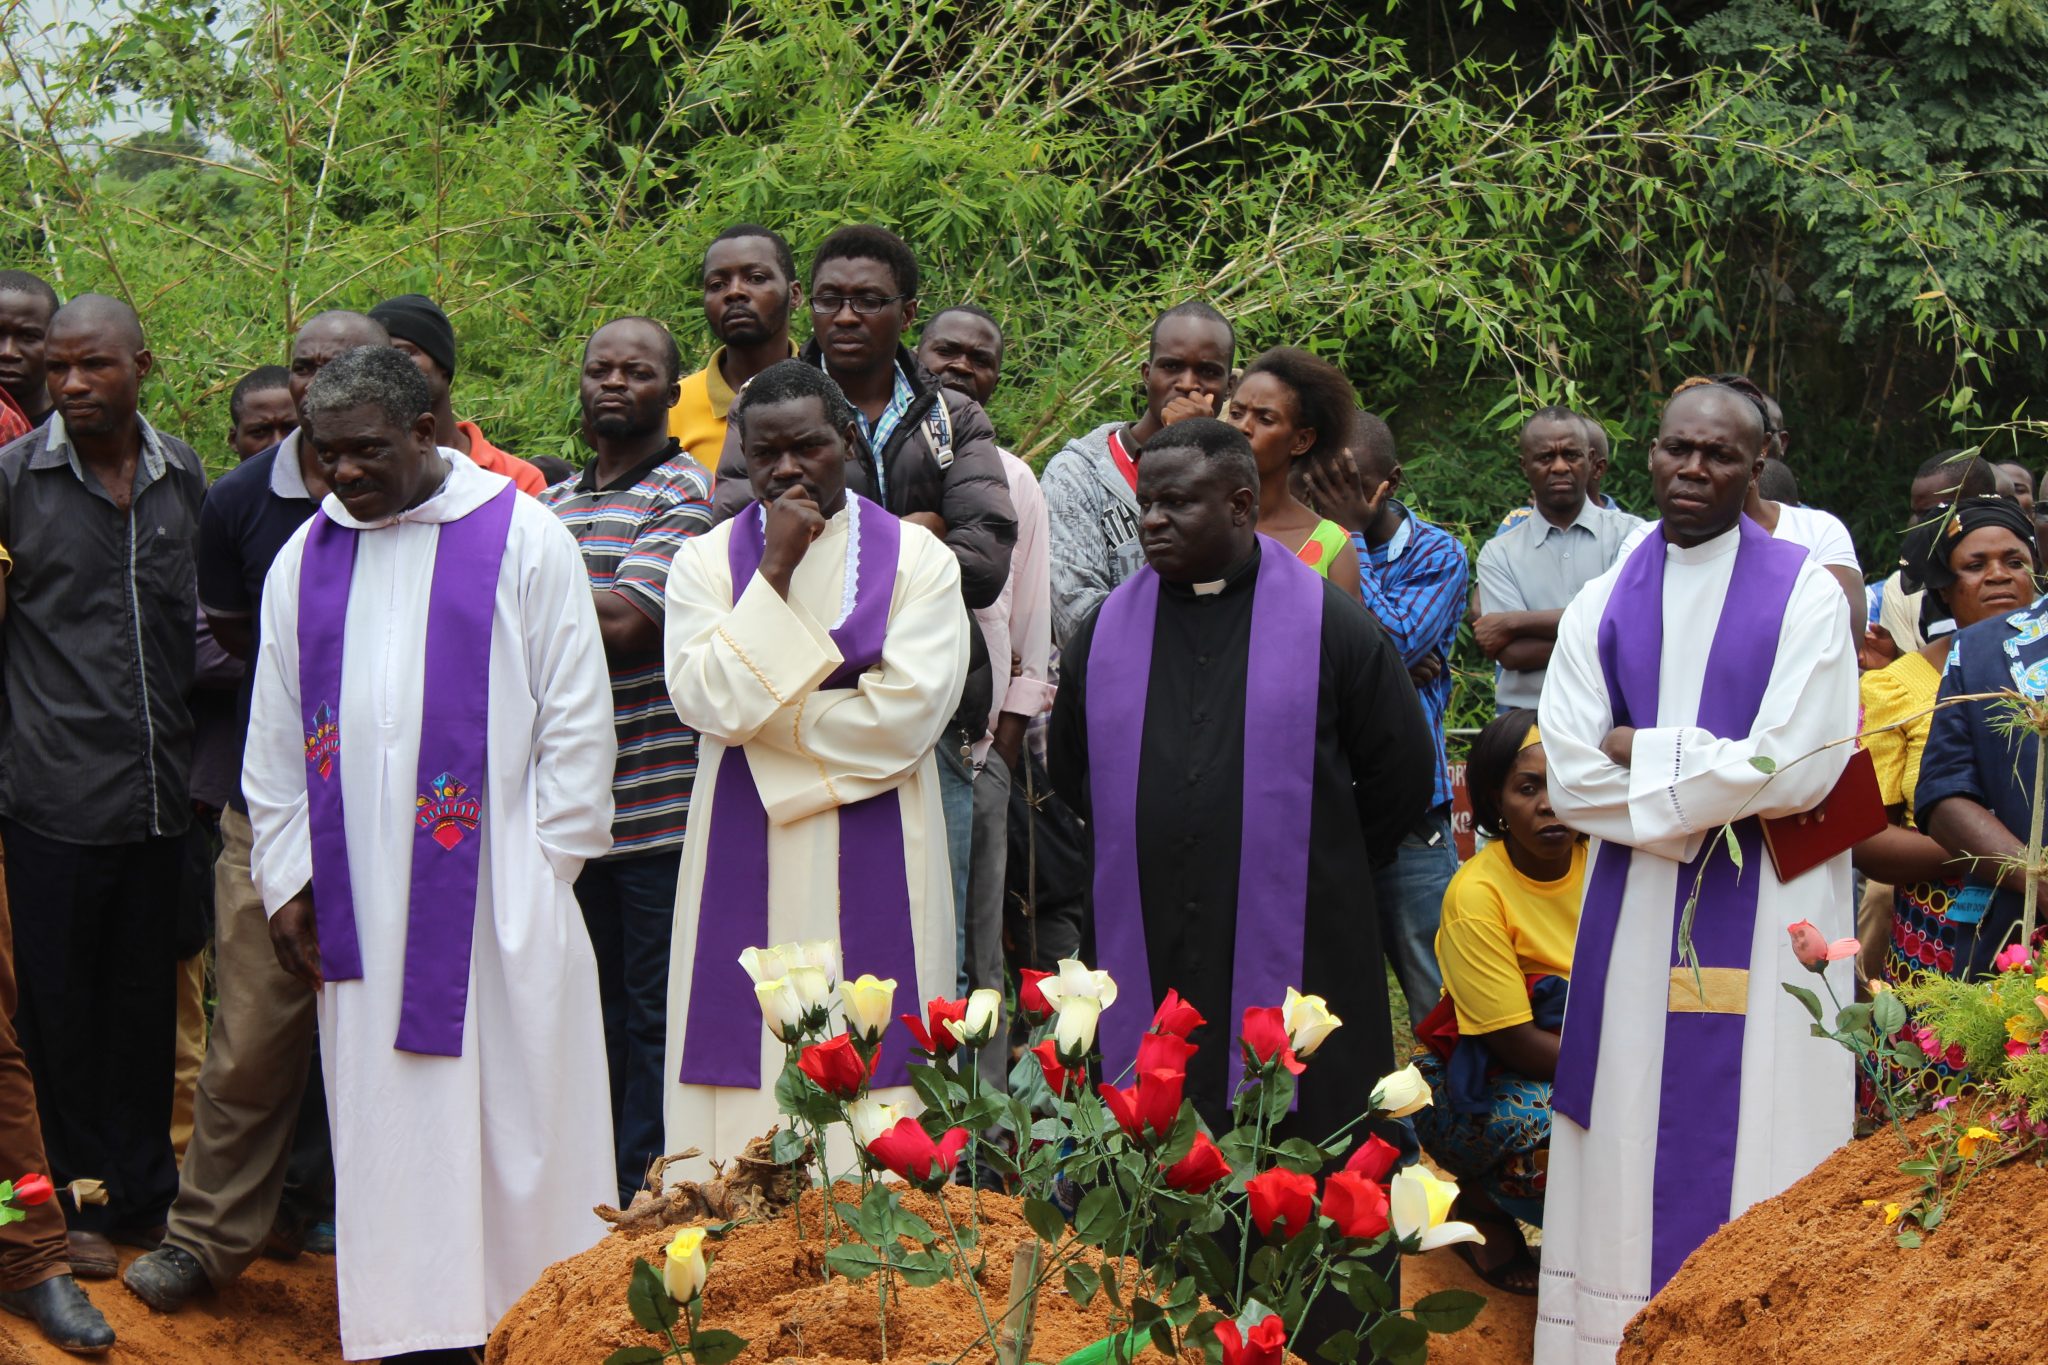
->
<box><xmin>1759</xmin><ymin>746</ymin><xmax>1887</xmax><ymax>882</ymax></box>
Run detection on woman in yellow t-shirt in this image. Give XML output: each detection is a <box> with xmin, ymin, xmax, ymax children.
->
<box><xmin>1412</xmin><ymin>707</ymin><xmax>1582</xmax><ymax>1295</ymax></box>
<box><xmin>1854</xmin><ymin>495</ymin><xmax>2037</xmax><ymax>988</ymax></box>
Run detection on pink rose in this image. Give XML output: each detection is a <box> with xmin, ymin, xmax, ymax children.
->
<box><xmin>1787</xmin><ymin>921</ymin><xmax>1858</xmax><ymax>974</ymax></box>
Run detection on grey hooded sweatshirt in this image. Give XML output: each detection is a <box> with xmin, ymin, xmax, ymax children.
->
<box><xmin>1041</xmin><ymin>420</ymin><xmax>1144</xmax><ymax>648</ymax></box>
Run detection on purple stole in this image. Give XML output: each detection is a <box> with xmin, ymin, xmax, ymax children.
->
<box><xmin>297</xmin><ymin>482</ymin><xmax>518</xmax><ymax>1058</ymax></box>
<box><xmin>677</xmin><ymin>494</ymin><xmax>923</xmax><ymax>1090</ymax></box>
<box><xmin>1550</xmin><ymin>516</ymin><xmax>1806</xmax><ymax>1291</ymax></box>
<box><xmin>1086</xmin><ymin>536</ymin><xmax>1324</xmax><ymax>1091</ymax></box>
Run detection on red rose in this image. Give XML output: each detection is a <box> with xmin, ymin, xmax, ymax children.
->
<box><xmin>1032</xmin><ymin>1038</ymin><xmax>1080</xmax><ymax>1096</ymax></box>
<box><xmin>10</xmin><ymin>1173</ymin><xmax>52</xmax><ymax>1207</ymax></box>
<box><xmin>1244</xmin><ymin>1167</ymin><xmax>1317</xmax><ymax>1239</ymax></box>
<box><xmin>1343</xmin><ymin>1134</ymin><xmax>1400</xmax><ymax>1183</ymax></box>
<box><xmin>864</xmin><ymin>1116</ymin><xmax>971</xmax><ymax>1188</ymax></box>
<box><xmin>1099</xmin><ymin>1067</ymin><xmax>1185</xmax><ymax>1143</ymax></box>
<box><xmin>1135</xmin><ymin>1030</ymin><xmax>1197</xmax><ymax>1079</ymax></box>
<box><xmin>1320</xmin><ymin>1171</ymin><xmax>1390</xmax><ymax>1240</ymax></box>
<box><xmin>1019</xmin><ymin>969</ymin><xmax>1055</xmax><ymax>1024</ymax></box>
<box><xmin>900</xmin><ymin>997</ymin><xmax>969</xmax><ymax>1056</ymax></box>
<box><xmin>797</xmin><ymin>1034</ymin><xmax>873</xmax><ymax>1098</ymax></box>
<box><xmin>1161</xmin><ymin>1132</ymin><xmax>1231</xmax><ymax>1194</ymax></box>
<box><xmin>1151</xmin><ymin>988</ymin><xmax>1206</xmax><ymax>1039</ymax></box>
<box><xmin>1240</xmin><ymin>1006</ymin><xmax>1304</xmax><ymax>1076</ymax></box>
<box><xmin>1215</xmin><ymin>1314</ymin><xmax>1287</xmax><ymax>1365</ymax></box>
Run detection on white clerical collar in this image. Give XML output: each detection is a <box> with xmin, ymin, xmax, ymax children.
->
<box><xmin>1662</xmin><ymin>520</ymin><xmax>1743</xmax><ymax>566</ymax></box>
<box><xmin>320</xmin><ymin>449</ymin><xmax>507</xmax><ymax>530</ymax></box>
<box><xmin>1191</xmin><ymin>579</ymin><xmax>1227</xmax><ymax>596</ymax></box>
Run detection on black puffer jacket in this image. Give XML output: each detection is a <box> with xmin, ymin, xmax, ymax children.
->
<box><xmin>708</xmin><ymin>344</ymin><xmax>1017</xmax><ymax>610</ymax></box>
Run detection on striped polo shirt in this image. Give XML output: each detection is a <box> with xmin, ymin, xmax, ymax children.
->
<box><xmin>542</xmin><ymin>442</ymin><xmax>714</xmax><ymax>856</ymax></box>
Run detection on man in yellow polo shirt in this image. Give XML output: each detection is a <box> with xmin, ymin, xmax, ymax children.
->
<box><xmin>671</xmin><ymin>224</ymin><xmax>801</xmax><ymax>466</ymax></box>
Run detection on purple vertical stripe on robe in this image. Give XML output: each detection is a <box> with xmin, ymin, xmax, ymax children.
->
<box><xmin>1548</xmin><ymin>516</ymin><xmax>1806</xmax><ymax>1291</ymax></box>
<box><xmin>1089</xmin><ymin>537</ymin><xmax>1324</xmax><ymax>1093</ymax></box>
<box><xmin>300</xmin><ymin>519</ymin><xmax>364</xmax><ymax>984</ymax></box>
<box><xmin>679</xmin><ymin>495</ymin><xmax>923</xmax><ymax>1089</ymax></box>
<box><xmin>296</xmin><ymin>482</ymin><xmax>518</xmax><ymax>1057</ymax></box>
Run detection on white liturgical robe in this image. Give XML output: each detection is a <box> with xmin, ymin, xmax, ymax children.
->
<box><xmin>245</xmin><ymin>452</ymin><xmax>618</xmax><ymax>1360</ymax></box>
<box><xmin>661</xmin><ymin>502</ymin><xmax>968</xmax><ymax>1176</ymax></box>
<box><xmin>1534</xmin><ymin>521</ymin><xmax>1859</xmax><ymax>1363</ymax></box>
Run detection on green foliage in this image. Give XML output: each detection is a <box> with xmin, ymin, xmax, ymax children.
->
<box><xmin>2</xmin><ymin>0</ymin><xmax>2039</xmax><ymax>729</ymax></box>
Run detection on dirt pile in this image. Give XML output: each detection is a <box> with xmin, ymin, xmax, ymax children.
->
<box><xmin>1622</xmin><ymin>1124</ymin><xmax>2045</xmax><ymax>1364</ymax></box>
<box><xmin>491</xmin><ymin>1185</ymin><xmax>1204</xmax><ymax>1365</ymax></box>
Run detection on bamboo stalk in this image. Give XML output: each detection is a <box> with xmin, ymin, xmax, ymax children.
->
<box><xmin>995</xmin><ymin>1240</ymin><xmax>1044</xmax><ymax>1365</ymax></box>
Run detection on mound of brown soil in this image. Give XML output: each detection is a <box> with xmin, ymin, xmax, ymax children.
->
<box><xmin>490</xmin><ymin>1185</ymin><xmax>1210</xmax><ymax>1365</ymax></box>
<box><xmin>1621</xmin><ymin>1122</ymin><xmax>2044</xmax><ymax>1364</ymax></box>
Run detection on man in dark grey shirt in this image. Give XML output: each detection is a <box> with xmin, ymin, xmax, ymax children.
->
<box><xmin>0</xmin><ymin>295</ymin><xmax>204</xmax><ymax>1278</ymax></box>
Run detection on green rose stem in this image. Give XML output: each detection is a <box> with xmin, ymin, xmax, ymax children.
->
<box><xmin>935</xmin><ymin>1187</ymin><xmax>1003</xmax><ymax>1350</ymax></box>
<box><xmin>2021</xmin><ymin>698</ymin><xmax>2048</xmax><ymax>953</ymax></box>
<box><xmin>1233</xmin><ymin>1063</ymin><xmax>1281</xmax><ymax>1309</ymax></box>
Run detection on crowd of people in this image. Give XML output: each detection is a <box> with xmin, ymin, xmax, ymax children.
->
<box><xmin>0</xmin><ymin>221</ymin><xmax>2041</xmax><ymax>1365</ymax></box>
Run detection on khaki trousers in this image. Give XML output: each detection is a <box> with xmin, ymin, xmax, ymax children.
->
<box><xmin>0</xmin><ymin>838</ymin><xmax>68</xmax><ymax>1291</ymax></box>
<box><xmin>162</xmin><ymin>807</ymin><xmax>317</xmax><ymax>1286</ymax></box>
<box><xmin>170</xmin><ymin>950</ymin><xmax>208</xmax><ymax>1161</ymax></box>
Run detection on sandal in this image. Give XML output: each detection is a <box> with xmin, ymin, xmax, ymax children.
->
<box><xmin>1451</xmin><ymin>1234</ymin><xmax>1538</xmax><ymax>1296</ymax></box>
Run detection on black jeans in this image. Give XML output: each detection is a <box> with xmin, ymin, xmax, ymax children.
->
<box><xmin>575</xmin><ymin>846</ymin><xmax>682</xmax><ymax>1204</ymax></box>
<box><xmin>4</xmin><ymin>819</ymin><xmax>181</xmax><ymax>1234</ymax></box>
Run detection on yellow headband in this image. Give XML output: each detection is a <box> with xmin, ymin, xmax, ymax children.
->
<box><xmin>1519</xmin><ymin>723</ymin><xmax>1543</xmax><ymax>752</ymax></box>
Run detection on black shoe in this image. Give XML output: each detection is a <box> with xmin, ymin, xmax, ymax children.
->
<box><xmin>121</xmin><ymin>1244</ymin><xmax>210</xmax><ymax>1313</ymax></box>
<box><xmin>0</xmin><ymin>1274</ymin><xmax>115</xmax><ymax>1354</ymax></box>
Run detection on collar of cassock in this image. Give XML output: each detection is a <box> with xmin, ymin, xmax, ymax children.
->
<box><xmin>1166</xmin><ymin>545</ymin><xmax>1262</xmax><ymax>599</ymax></box>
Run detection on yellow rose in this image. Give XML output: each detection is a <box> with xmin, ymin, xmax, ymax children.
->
<box><xmin>1281</xmin><ymin>987</ymin><xmax>1343</xmax><ymax>1058</ymax></box>
<box><xmin>838</xmin><ymin>974</ymin><xmax>897</xmax><ymax>1044</ymax></box>
<box><xmin>753</xmin><ymin>977</ymin><xmax>805</xmax><ymax>1042</ymax></box>
<box><xmin>664</xmin><ymin>1227</ymin><xmax>708</xmax><ymax>1303</ymax></box>
<box><xmin>1389</xmin><ymin>1168</ymin><xmax>1483</xmax><ymax>1251</ymax></box>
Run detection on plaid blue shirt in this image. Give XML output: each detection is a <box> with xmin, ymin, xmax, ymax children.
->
<box><xmin>1353</xmin><ymin>503</ymin><xmax>1469</xmax><ymax>809</ymax></box>
<box><xmin>847</xmin><ymin>363</ymin><xmax>917</xmax><ymax>505</ymax></box>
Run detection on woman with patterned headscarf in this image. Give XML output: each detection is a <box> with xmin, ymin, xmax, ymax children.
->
<box><xmin>1862</xmin><ymin>494</ymin><xmax>2039</xmax><ymax>990</ymax></box>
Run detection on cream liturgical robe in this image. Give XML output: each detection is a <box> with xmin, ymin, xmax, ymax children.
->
<box><xmin>245</xmin><ymin>452</ymin><xmax>618</xmax><ymax>1360</ymax></box>
<box><xmin>662</xmin><ymin>498</ymin><xmax>968</xmax><ymax>1175</ymax></box>
<box><xmin>1533</xmin><ymin>520</ymin><xmax>1859</xmax><ymax>1364</ymax></box>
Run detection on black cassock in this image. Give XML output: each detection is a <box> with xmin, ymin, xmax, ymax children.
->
<box><xmin>1048</xmin><ymin>545</ymin><xmax>1436</xmax><ymax>1140</ymax></box>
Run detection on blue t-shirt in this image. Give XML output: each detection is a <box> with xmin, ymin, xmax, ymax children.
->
<box><xmin>195</xmin><ymin>435</ymin><xmax>321</xmax><ymax>810</ymax></box>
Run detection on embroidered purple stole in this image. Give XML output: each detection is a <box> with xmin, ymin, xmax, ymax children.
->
<box><xmin>297</xmin><ymin>482</ymin><xmax>517</xmax><ymax>1058</ymax></box>
<box><xmin>677</xmin><ymin>494</ymin><xmax>924</xmax><ymax>1090</ymax></box>
<box><xmin>1549</xmin><ymin>516</ymin><xmax>1806</xmax><ymax>1290</ymax></box>
<box><xmin>1086</xmin><ymin>536</ymin><xmax>1324</xmax><ymax>1091</ymax></box>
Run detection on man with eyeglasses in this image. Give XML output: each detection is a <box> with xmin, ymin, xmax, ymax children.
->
<box><xmin>708</xmin><ymin>225</ymin><xmax>1016</xmax><ymax>612</ymax></box>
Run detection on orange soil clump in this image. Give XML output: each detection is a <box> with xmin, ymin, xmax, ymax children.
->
<box><xmin>1622</xmin><ymin>1122</ymin><xmax>2045</xmax><ymax>1363</ymax></box>
<box><xmin>491</xmin><ymin>1185</ymin><xmax>1207</xmax><ymax>1365</ymax></box>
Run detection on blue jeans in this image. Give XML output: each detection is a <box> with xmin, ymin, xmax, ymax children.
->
<box><xmin>936</xmin><ymin>737</ymin><xmax>976</xmax><ymax>996</ymax></box>
<box><xmin>574</xmin><ymin>846</ymin><xmax>682</xmax><ymax>1205</ymax></box>
<box><xmin>1371</xmin><ymin>807</ymin><xmax>1459</xmax><ymax>1029</ymax></box>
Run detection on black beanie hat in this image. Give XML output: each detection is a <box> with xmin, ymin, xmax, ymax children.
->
<box><xmin>369</xmin><ymin>294</ymin><xmax>457</xmax><ymax>379</ymax></box>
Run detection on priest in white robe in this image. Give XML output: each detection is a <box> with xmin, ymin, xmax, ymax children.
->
<box><xmin>1534</xmin><ymin>382</ymin><xmax>1858</xmax><ymax>1363</ymax></box>
<box><xmin>662</xmin><ymin>361</ymin><xmax>968</xmax><ymax>1174</ymax></box>
<box><xmin>243</xmin><ymin>347</ymin><xmax>617</xmax><ymax>1362</ymax></box>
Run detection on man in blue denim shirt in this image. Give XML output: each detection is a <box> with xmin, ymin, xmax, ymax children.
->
<box><xmin>1303</xmin><ymin>409</ymin><xmax>1468</xmax><ymax>1026</ymax></box>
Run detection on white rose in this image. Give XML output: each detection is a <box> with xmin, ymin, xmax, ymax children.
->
<box><xmin>946</xmin><ymin>988</ymin><xmax>1003</xmax><ymax>1048</ymax></box>
<box><xmin>1389</xmin><ymin>1167</ymin><xmax>1483</xmax><ymax>1251</ymax></box>
<box><xmin>738</xmin><ymin>944</ymin><xmax>790</xmax><ymax>985</ymax></box>
<box><xmin>1371</xmin><ymin>1063</ymin><xmax>1431</xmax><ymax>1118</ymax></box>
<box><xmin>839</xmin><ymin>974</ymin><xmax>898</xmax><ymax>1044</ymax></box>
<box><xmin>846</xmin><ymin>1096</ymin><xmax>900</xmax><ymax>1148</ymax></box>
<box><xmin>1282</xmin><ymin>987</ymin><xmax>1342</xmax><ymax>1059</ymax></box>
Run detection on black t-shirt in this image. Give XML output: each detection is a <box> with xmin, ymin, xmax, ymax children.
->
<box><xmin>195</xmin><ymin>438</ymin><xmax>320</xmax><ymax>810</ymax></box>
